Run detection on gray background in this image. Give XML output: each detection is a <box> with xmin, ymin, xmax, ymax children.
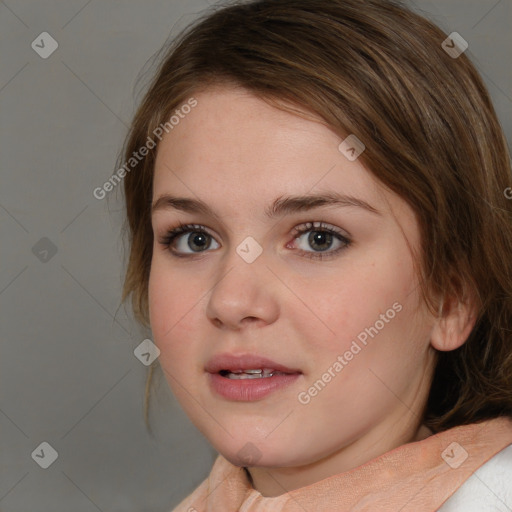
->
<box><xmin>0</xmin><ymin>1</ymin><xmax>510</xmax><ymax>511</ymax></box>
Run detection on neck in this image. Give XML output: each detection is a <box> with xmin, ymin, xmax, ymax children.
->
<box><xmin>245</xmin><ymin>389</ymin><xmax>434</xmax><ymax>497</ymax></box>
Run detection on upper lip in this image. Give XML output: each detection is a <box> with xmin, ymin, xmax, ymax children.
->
<box><xmin>205</xmin><ymin>353</ymin><xmax>302</xmax><ymax>374</ymax></box>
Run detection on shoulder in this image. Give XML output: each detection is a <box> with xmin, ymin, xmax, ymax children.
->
<box><xmin>438</xmin><ymin>443</ymin><xmax>512</xmax><ymax>511</ymax></box>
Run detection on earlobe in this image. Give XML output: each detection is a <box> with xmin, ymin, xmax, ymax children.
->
<box><xmin>430</xmin><ymin>293</ymin><xmax>478</xmax><ymax>352</ymax></box>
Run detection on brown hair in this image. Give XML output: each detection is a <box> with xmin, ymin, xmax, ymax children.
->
<box><xmin>118</xmin><ymin>0</ymin><xmax>512</xmax><ymax>433</ymax></box>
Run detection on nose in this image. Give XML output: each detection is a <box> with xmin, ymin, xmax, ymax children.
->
<box><xmin>205</xmin><ymin>243</ymin><xmax>280</xmax><ymax>330</ymax></box>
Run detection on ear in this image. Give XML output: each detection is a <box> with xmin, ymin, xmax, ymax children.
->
<box><xmin>430</xmin><ymin>289</ymin><xmax>478</xmax><ymax>352</ymax></box>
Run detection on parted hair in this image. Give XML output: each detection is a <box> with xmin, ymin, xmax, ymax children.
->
<box><xmin>119</xmin><ymin>0</ymin><xmax>512</xmax><ymax>433</ymax></box>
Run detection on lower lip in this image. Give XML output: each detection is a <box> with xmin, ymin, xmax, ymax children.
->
<box><xmin>207</xmin><ymin>372</ymin><xmax>301</xmax><ymax>401</ymax></box>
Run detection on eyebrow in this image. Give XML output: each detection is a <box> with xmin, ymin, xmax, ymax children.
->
<box><xmin>151</xmin><ymin>192</ymin><xmax>382</xmax><ymax>218</ymax></box>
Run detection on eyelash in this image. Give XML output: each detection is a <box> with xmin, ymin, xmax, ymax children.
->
<box><xmin>157</xmin><ymin>221</ymin><xmax>352</xmax><ymax>260</ymax></box>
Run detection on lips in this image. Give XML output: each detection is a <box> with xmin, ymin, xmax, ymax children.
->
<box><xmin>206</xmin><ymin>353</ymin><xmax>303</xmax><ymax>401</ymax></box>
<box><xmin>205</xmin><ymin>353</ymin><xmax>302</xmax><ymax>375</ymax></box>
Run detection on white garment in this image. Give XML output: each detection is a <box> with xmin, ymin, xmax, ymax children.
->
<box><xmin>438</xmin><ymin>444</ymin><xmax>512</xmax><ymax>511</ymax></box>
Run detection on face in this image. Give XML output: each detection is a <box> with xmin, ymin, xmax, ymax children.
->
<box><xmin>148</xmin><ymin>86</ymin><xmax>438</xmax><ymax>479</ymax></box>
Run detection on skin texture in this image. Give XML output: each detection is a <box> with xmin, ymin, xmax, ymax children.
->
<box><xmin>148</xmin><ymin>86</ymin><xmax>476</xmax><ymax>497</ymax></box>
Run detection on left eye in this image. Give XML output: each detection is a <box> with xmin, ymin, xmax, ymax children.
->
<box><xmin>289</xmin><ymin>221</ymin><xmax>351</xmax><ymax>259</ymax></box>
<box><xmin>158</xmin><ymin>221</ymin><xmax>351</xmax><ymax>260</ymax></box>
<box><xmin>291</xmin><ymin>222</ymin><xmax>350</xmax><ymax>256</ymax></box>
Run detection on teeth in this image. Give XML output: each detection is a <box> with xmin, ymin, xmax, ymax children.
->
<box><xmin>224</xmin><ymin>368</ymin><xmax>286</xmax><ymax>379</ymax></box>
<box><xmin>227</xmin><ymin>373</ymin><xmax>267</xmax><ymax>379</ymax></box>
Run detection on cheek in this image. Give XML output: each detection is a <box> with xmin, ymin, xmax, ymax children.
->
<box><xmin>291</xmin><ymin>257</ymin><xmax>410</xmax><ymax>348</ymax></box>
<box><xmin>148</xmin><ymin>263</ymin><xmax>209</xmax><ymax>409</ymax></box>
<box><xmin>148</xmin><ymin>259</ymin><xmax>201</xmax><ymax>361</ymax></box>
<box><xmin>298</xmin><ymin>256</ymin><xmax>421</xmax><ymax>378</ymax></box>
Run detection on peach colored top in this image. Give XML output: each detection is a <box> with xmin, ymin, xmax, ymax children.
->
<box><xmin>171</xmin><ymin>416</ymin><xmax>512</xmax><ymax>511</ymax></box>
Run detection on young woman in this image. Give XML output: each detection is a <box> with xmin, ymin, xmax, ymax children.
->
<box><xmin>118</xmin><ymin>0</ymin><xmax>512</xmax><ymax>509</ymax></box>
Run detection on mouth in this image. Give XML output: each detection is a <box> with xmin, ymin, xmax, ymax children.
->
<box><xmin>205</xmin><ymin>353</ymin><xmax>302</xmax><ymax>401</ymax></box>
<box><xmin>205</xmin><ymin>352</ymin><xmax>302</xmax><ymax>376</ymax></box>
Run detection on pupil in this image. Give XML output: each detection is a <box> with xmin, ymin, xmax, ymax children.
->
<box><xmin>189</xmin><ymin>232</ymin><xmax>209</xmax><ymax>251</ymax></box>
<box><xmin>309</xmin><ymin>231</ymin><xmax>332</xmax><ymax>251</ymax></box>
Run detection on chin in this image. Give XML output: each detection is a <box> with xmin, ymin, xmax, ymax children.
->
<box><xmin>211</xmin><ymin>434</ymin><xmax>298</xmax><ymax>468</ymax></box>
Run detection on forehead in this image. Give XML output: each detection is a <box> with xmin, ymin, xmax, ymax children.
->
<box><xmin>156</xmin><ymin>87</ymin><xmax>338</xmax><ymax>173</ymax></box>
<box><xmin>155</xmin><ymin>88</ymin><xmax>380</xmax><ymax>198</ymax></box>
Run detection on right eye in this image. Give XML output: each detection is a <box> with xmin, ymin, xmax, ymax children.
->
<box><xmin>158</xmin><ymin>223</ymin><xmax>220</xmax><ymax>256</ymax></box>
